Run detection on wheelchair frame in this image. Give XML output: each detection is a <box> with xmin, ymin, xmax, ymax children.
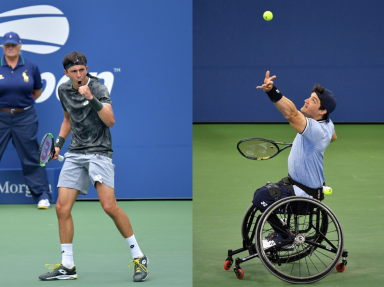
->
<box><xmin>224</xmin><ymin>196</ymin><xmax>348</xmax><ymax>284</ymax></box>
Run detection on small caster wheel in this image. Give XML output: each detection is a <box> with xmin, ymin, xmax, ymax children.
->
<box><xmin>336</xmin><ymin>263</ymin><xmax>345</xmax><ymax>272</ymax></box>
<box><xmin>224</xmin><ymin>260</ymin><xmax>232</xmax><ymax>270</ymax></box>
<box><xmin>235</xmin><ymin>268</ymin><xmax>244</xmax><ymax>279</ymax></box>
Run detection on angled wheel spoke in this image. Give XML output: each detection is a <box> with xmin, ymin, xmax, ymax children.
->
<box><xmin>307</xmin><ymin>249</ymin><xmax>320</xmax><ymax>273</ymax></box>
<box><xmin>312</xmin><ymin>248</ymin><xmax>328</xmax><ymax>268</ymax></box>
<box><xmin>312</xmin><ymin>248</ymin><xmax>336</xmax><ymax>261</ymax></box>
<box><xmin>301</xmin><ymin>244</ymin><xmax>311</xmax><ymax>276</ymax></box>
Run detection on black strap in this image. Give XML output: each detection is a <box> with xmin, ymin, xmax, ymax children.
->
<box><xmin>278</xmin><ymin>177</ymin><xmax>295</xmax><ymax>196</ymax></box>
<box><xmin>288</xmin><ymin>174</ymin><xmax>324</xmax><ymax>201</ymax></box>
<box><xmin>265</xmin><ymin>182</ymin><xmax>281</xmax><ymax>201</ymax></box>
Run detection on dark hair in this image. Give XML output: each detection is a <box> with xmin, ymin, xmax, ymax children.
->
<box><xmin>312</xmin><ymin>84</ymin><xmax>327</xmax><ymax>120</ymax></box>
<box><xmin>63</xmin><ymin>51</ymin><xmax>87</xmax><ymax>70</ymax></box>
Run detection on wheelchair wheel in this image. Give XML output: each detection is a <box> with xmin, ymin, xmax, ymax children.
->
<box><xmin>255</xmin><ymin>197</ymin><xmax>344</xmax><ymax>284</ymax></box>
<box><xmin>241</xmin><ymin>204</ymin><xmax>261</xmax><ymax>255</ymax></box>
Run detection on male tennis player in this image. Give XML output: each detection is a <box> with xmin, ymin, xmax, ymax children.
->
<box><xmin>38</xmin><ymin>52</ymin><xmax>148</xmax><ymax>282</ymax></box>
<box><xmin>253</xmin><ymin>71</ymin><xmax>337</xmax><ymax>249</ymax></box>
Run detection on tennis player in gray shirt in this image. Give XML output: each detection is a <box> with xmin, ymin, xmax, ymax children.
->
<box><xmin>38</xmin><ymin>52</ymin><xmax>148</xmax><ymax>282</ymax></box>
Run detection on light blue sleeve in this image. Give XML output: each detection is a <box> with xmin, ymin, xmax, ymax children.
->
<box><xmin>300</xmin><ymin>118</ymin><xmax>324</xmax><ymax>144</ymax></box>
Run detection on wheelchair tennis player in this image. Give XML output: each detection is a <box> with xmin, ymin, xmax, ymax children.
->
<box><xmin>254</xmin><ymin>71</ymin><xmax>337</xmax><ymax>249</ymax></box>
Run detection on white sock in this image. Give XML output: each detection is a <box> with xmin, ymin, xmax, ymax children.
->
<box><xmin>61</xmin><ymin>244</ymin><xmax>74</xmax><ymax>268</ymax></box>
<box><xmin>125</xmin><ymin>235</ymin><xmax>143</xmax><ymax>259</ymax></box>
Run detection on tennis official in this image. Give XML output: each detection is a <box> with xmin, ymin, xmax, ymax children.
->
<box><xmin>0</xmin><ymin>32</ymin><xmax>51</xmax><ymax>209</ymax></box>
<box><xmin>253</xmin><ymin>71</ymin><xmax>337</xmax><ymax>250</ymax></box>
<box><xmin>39</xmin><ymin>51</ymin><xmax>148</xmax><ymax>282</ymax></box>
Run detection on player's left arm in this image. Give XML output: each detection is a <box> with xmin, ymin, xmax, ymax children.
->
<box><xmin>257</xmin><ymin>71</ymin><xmax>306</xmax><ymax>133</ymax></box>
<box><xmin>331</xmin><ymin>130</ymin><xmax>337</xmax><ymax>142</ymax></box>
<box><xmin>97</xmin><ymin>104</ymin><xmax>115</xmax><ymax>127</ymax></box>
<box><xmin>78</xmin><ymin>85</ymin><xmax>115</xmax><ymax>127</ymax></box>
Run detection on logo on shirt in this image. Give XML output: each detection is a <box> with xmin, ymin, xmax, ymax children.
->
<box><xmin>0</xmin><ymin>5</ymin><xmax>69</xmax><ymax>54</ymax></box>
<box><xmin>82</xmin><ymin>100</ymin><xmax>89</xmax><ymax>106</ymax></box>
<box><xmin>22</xmin><ymin>70</ymin><xmax>29</xmax><ymax>82</ymax></box>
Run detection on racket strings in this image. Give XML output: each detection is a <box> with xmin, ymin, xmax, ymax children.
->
<box><xmin>38</xmin><ymin>133</ymin><xmax>54</xmax><ymax>165</ymax></box>
<box><xmin>238</xmin><ymin>141</ymin><xmax>278</xmax><ymax>158</ymax></box>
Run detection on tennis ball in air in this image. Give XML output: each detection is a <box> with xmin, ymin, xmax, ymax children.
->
<box><xmin>323</xmin><ymin>186</ymin><xmax>333</xmax><ymax>196</ymax></box>
<box><xmin>263</xmin><ymin>11</ymin><xmax>273</xmax><ymax>21</ymax></box>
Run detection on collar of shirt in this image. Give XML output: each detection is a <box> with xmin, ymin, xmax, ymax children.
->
<box><xmin>1</xmin><ymin>56</ymin><xmax>25</xmax><ymax>68</ymax></box>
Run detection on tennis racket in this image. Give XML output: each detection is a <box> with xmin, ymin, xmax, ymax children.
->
<box><xmin>38</xmin><ymin>133</ymin><xmax>64</xmax><ymax>166</ymax></box>
<box><xmin>237</xmin><ymin>138</ymin><xmax>292</xmax><ymax>160</ymax></box>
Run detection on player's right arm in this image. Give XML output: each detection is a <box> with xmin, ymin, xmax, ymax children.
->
<box><xmin>53</xmin><ymin>111</ymin><xmax>71</xmax><ymax>160</ymax></box>
<box><xmin>256</xmin><ymin>71</ymin><xmax>306</xmax><ymax>133</ymax></box>
<box><xmin>273</xmin><ymin>97</ymin><xmax>306</xmax><ymax>133</ymax></box>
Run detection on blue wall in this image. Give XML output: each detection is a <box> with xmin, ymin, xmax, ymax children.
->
<box><xmin>0</xmin><ymin>0</ymin><xmax>192</xmax><ymax>199</ymax></box>
<box><xmin>194</xmin><ymin>0</ymin><xmax>384</xmax><ymax>122</ymax></box>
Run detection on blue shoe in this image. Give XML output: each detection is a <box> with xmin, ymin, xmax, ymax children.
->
<box><xmin>262</xmin><ymin>232</ymin><xmax>294</xmax><ymax>250</ymax></box>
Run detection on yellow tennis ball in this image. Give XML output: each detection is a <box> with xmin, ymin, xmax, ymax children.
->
<box><xmin>263</xmin><ymin>11</ymin><xmax>273</xmax><ymax>21</ymax></box>
<box><xmin>323</xmin><ymin>186</ymin><xmax>333</xmax><ymax>196</ymax></box>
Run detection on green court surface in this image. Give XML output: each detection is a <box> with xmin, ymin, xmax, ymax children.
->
<box><xmin>193</xmin><ymin>124</ymin><xmax>384</xmax><ymax>287</ymax></box>
<box><xmin>0</xmin><ymin>200</ymin><xmax>192</xmax><ymax>287</ymax></box>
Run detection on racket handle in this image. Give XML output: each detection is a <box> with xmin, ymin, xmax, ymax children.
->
<box><xmin>58</xmin><ymin>155</ymin><xmax>64</xmax><ymax>162</ymax></box>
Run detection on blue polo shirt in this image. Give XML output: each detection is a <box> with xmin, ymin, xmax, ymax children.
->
<box><xmin>288</xmin><ymin>117</ymin><xmax>334</xmax><ymax>197</ymax></box>
<box><xmin>0</xmin><ymin>56</ymin><xmax>43</xmax><ymax>109</ymax></box>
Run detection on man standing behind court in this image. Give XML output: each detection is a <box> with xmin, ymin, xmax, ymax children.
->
<box><xmin>0</xmin><ymin>32</ymin><xmax>51</xmax><ymax>209</ymax></box>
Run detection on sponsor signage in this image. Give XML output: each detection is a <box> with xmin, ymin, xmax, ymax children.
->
<box><xmin>0</xmin><ymin>168</ymin><xmax>60</xmax><ymax>204</ymax></box>
<box><xmin>0</xmin><ymin>1</ymin><xmax>192</xmax><ymax>200</ymax></box>
<box><xmin>0</xmin><ymin>5</ymin><xmax>114</xmax><ymax>103</ymax></box>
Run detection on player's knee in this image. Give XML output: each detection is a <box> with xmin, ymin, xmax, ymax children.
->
<box><xmin>252</xmin><ymin>186</ymin><xmax>272</xmax><ymax>211</ymax></box>
<box><xmin>55</xmin><ymin>202</ymin><xmax>71</xmax><ymax>218</ymax></box>
<box><xmin>102</xmin><ymin>203</ymin><xmax>119</xmax><ymax>218</ymax></box>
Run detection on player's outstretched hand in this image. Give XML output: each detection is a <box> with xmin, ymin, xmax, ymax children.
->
<box><xmin>256</xmin><ymin>71</ymin><xmax>276</xmax><ymax>92</ymax></box>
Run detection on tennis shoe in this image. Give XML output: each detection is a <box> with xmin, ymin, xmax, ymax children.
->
<box><xmin>128</xmin><ymin>255</ymin><xmax>148</xmax><ymax>282</ymax></box>
<box><xmin>39</xmin><ymin>264</ymin><xmax>77</xmax><ymax>280</ymax></box>
<box><xmin>262</xmin><ymin>232</ymin><xmax>294</xmax><ymax>251</ymax></box>
<box><xmin>38</xmin><ymin>199</ymin><xmax>50</xmax><ymax>209</ymax></box>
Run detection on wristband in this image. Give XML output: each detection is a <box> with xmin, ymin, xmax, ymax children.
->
<box><xmin>89</xmin><ymin>96</ymin><xmax>104</xmax><ymax>112</ymax></box>
<box><xmin>54</xmin><ymin>136</ymin><xmax>65</xmax><ymax>149</ymax></box>
<box><xmin>266</xmin><ymin>86</ymin><xmax>283</xmax><ymax>103</ymax></box>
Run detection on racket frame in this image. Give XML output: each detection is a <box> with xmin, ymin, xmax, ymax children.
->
<box><xmin>37</xmin><ymin>133</ymin><xmax>57</xmax><ymax>166</ymax></box>
<box><xmin>237</xmin><ymin>137</ymin><xmax>292</xmax><ymax>160</ymax></box>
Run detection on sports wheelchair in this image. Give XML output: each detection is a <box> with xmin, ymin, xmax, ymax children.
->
<box><xmin>224</xmin><ymin>196</ymin><xmax>348</xmax><ymax>284</ymax></box>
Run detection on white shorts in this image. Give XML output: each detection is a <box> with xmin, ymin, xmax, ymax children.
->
<box><xmin>57</xmin><ymin>152</ymin><xmax>115</xmax><ymax>195</ymax></box>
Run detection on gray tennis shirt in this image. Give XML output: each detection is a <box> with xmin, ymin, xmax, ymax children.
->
<box><xmin>57</xmin><ymin>73</ymin><xmax>113</xmax><ymax>158</ymax></box>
